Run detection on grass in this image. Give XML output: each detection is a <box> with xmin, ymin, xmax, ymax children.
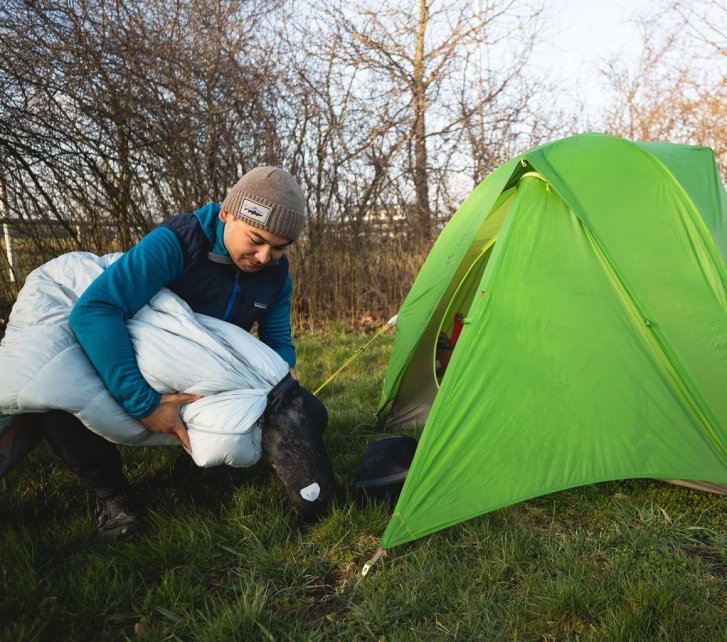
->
<box><xmin>1</xmin><ymin>328</ymin><xmax>726</xmax><ymax>640</ymax></box>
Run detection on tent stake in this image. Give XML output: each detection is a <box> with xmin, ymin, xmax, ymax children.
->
<box><xmin>361</xmin><ymin>546</ymin><xmax>386</xmax><ymax>577</ymax></box>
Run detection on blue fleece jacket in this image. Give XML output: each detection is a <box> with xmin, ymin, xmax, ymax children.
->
<box><xmin>69</xmin><ymin>203</ymin><xmax>295</xmax><ymax>419</ymax></box>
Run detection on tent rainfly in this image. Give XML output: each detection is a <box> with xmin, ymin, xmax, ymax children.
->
<box><xmin>378</xmin><ymin>134</ymin><xmax>727</xmax><ymax>550</ymax></box>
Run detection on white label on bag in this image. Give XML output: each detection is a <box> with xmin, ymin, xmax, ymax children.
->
<box><xmin>300</xmin><ymin>482</ymin><xmax>320</xmax><ymax>502</ymax></box>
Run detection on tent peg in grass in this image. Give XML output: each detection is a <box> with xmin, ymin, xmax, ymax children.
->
<box><xmin>361</xmin><ymin>546</ymin><xmax>386</xmax><ymax>577</ymax></box>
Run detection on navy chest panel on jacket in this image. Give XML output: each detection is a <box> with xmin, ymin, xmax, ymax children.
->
<box><xmin>160</xmin><ymin>213</ymin><xmax>289</xmax><ymax>331</ymax></box>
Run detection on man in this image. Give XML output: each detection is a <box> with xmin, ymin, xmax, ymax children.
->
<box><xmin>42</xmin><ymin>166</ymin><xmax>321</xmax><ymax>536</ymax></box>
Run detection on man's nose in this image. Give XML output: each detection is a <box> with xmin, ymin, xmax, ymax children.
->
<box><xmin>256</xmin><ymin>245</ymin><xmax>272</xmax><ymax>264</ymax></box>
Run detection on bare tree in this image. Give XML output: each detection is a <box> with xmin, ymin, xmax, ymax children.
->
<box><xmin>669</xmin><ymin>0</ymin><xmax>726</xmax><ymax>57</ymax></box>
<box><xmin>601</xmin><ymin>1</ymin><xmax>726</xmax><ymax>178</ymax></box>
<box><xmin>0</xmin><ymin>0</ymin><xmax>290</xmax><ymax>323</ymax></box>
<box><xmin>0</xmin><ymin>0</ymin><xmax>285</xmax><ymax>250</ymax></box>
<box><xmin>316</xmin><ymin>1</ymin><xmax>487</xmax><ymax>244</ymax></box>
<box><xmin>457</xmin><ymin>1</ymin><xmax>557</xmax><ymax>184</ymax></box>
<box><xmin>1</xmin><ymin>0</ymin><xmax>557</xmax><ymax>327</ymax></box>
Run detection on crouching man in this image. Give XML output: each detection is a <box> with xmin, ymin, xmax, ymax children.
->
<box><xmin>41</xmin><ymin>167</ymin><xmax>332</xmax><ymax>536</ymax></box>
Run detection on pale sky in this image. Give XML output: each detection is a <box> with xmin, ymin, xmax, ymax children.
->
<box><xmin>533</xmin><ymin>0</ymin><xmax>661</xmax><ymax>114</ymax></box>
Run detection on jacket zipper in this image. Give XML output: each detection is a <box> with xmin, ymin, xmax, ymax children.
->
<box><xmin>222</xmin><ymin>271</ymin><xmax>240</xmax><ymax>321</ymax></box>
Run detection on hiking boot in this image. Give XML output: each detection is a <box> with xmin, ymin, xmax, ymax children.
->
<box><xmin>95</xmin><ymin>492</ymin><xmax>144</xmax><ymax>538</ymax></box>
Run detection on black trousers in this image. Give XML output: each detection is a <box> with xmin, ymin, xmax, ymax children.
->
<box><xmin>33</xmin><ymin>410</ymin><xmax>130</xmax><ymax>499</ymax></box>
<box><xmin>33</xmin><ymin>388</ymin><xmax>328</xmax><ymax>499</ymax></box>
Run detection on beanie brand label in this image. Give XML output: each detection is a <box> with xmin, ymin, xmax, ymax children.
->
<box><xmin>241</xmin><ymin>198</ymin><xmax>272</xmax><ymax>225</ymax></box>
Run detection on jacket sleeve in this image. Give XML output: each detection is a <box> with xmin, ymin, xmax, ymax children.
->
<box><xmin>257</xmin><ymin>274</ymin><xmax>296</xmax><ymax>368</ymax></box>
<box><xmin>69</xmin><ymin>227</ymin><xmax>185</xmax><ymax>418</ymax></box>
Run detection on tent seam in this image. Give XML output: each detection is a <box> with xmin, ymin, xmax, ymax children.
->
<box><xmin>581</xmin><ymin>223</ymin><xmax>726</xmax><ymax>460</ymax></box>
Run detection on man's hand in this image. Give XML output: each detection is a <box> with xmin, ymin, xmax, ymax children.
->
<box><xmin>139</xmin><ymin>393</ymin><xmax>202</xmax><ymax>452</ymax></box>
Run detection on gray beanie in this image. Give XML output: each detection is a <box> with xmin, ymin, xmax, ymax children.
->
<box><xmin>221</xmin><ymin>167</ymin><xmax>306</xmax><ymax>241</ymax></box>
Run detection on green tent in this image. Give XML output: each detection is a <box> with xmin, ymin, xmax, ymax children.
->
<box><xmin>378</xmin><ymin>134</ymin><xmax>727</xmax><ymax>549</ymax></box>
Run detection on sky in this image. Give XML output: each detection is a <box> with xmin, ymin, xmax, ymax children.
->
<box><xmin>532</xmin><ymin>0</ymin><xmax>661</xmax><ymax>113</ymax></box>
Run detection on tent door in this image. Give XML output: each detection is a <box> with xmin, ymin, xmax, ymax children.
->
<box><xmin>434</xmin><ymin>240</ymin><xmax>496</xmax><ymax>385</ymax></box>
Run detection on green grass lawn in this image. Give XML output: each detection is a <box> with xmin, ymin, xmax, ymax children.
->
<box><xmin>1</xmin><ymin>329</ymin><xmax>725</xmax><ymax>640</ymax></box>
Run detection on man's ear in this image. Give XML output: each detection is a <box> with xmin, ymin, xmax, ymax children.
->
<box><xmin>219</xmin><ymin>209</ymin><xmax>229</xmax><ymax>223</ymax></box>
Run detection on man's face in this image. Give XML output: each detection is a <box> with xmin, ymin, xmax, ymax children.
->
<box><xmin>219</xmin><ymin>209</ymin><xmax>292</xmax><ymax>273</ymax></box>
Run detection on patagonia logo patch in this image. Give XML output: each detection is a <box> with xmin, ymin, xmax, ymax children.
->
<box><xmin>254</xmin><ymin>301</ymin><xmax>269</xmax><ymax>310</ymax></box>
<box><xmin>241</xmin><ymin>198</ymin><xmax>272</xmax><ymax>224</ymax></box>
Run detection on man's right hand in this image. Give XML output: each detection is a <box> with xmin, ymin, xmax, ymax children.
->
<box><xmin>139</xmin><ymin>393</ymin><xmax>202</xmax><ymax>452</ymax></box>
